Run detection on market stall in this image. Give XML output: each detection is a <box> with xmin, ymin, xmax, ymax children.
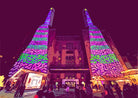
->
<box><xmin>5</xmin><ymin>68</ymin><xmax>47</xmax><ymax>90</ymax></box>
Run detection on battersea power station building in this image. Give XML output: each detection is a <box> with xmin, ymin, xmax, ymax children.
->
<box><xmin>8</xmin><ymin>8</ymin><xmax>127</xmax><ymax>89</ymax></box>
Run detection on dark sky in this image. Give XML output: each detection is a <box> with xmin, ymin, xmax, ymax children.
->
<box><xmin>0</xmin><ymin>0</ymin><xmax>137</xmax><ymax>76</ymax></box>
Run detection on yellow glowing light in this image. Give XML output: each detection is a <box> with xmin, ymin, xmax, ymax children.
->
<box><xmin>50</xmin><ymin>8</ymin><xmax>53</xmax><ymax>10</ymax></box>
<box><xmin>0</xmin><ymin>75</ymin><xmax>5</xmax><ymax>87</ymax></box>
<box><xmin>82</xmin><ymin>81</ymin><xmax>85</xmax><ymax>87</ymax></box>
<box><xmin>121</xmin><ymin>69</ymin><xmax>138</xmax><ymax>73</ymax></box>
<box><xmin>0</xmin><ymin>55</ymin><xmax>3</xmax><ymax>58</ymax></box>
<box><xmin>84</xmin><ymin>8</ymin><xmax>87</xmax><ymax>11</ymax></box>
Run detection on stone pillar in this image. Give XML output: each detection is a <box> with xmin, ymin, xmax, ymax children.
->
<box><xmin>75</xmin><ymin>49</ymin><xmax>79</xmax><ymax>65</ymax></box>
<box><xmin>61</xmin><ymin>49</ymin><xmax>66</xmax><ymax>65</ymax></box>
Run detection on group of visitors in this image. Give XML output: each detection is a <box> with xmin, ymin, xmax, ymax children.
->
<box><xmin>93</xmin><ymin>84</ymin><xmax>101</xmax><ymax>91</ymax></box>
<box><xmin>75</xmin><ymin>83</ymin><xmax>93</xmax><ymax>98</ymax></box>
<box><xmin>102</xmin><ymin>81</ymin><xmax>116</xmax><ymax>98</ymax></box>
<box><xmin>3</xmin><ymin>74</ymin><xmax>26</xmax><ymax>97</ymax></box>
<box><xmin>5</xmin><ymin>80</ymin><xmax>18</xmax><ymax>92</ymax></box>
<box><xmin>101</xmin><ymin>81</ymin><xmax>138</xmax><ymax>98</ymax></box>
<box><xmin>123</xmin><ymin>83</ymin><xmax>138</xmax><ymax>98</ymax></box>
<box><xmin>14</xmin><ymin>83</ymin><xmax>25</xmax><ymax>97</ymax></box>
<box><xmin>2</xmin><ymin>78</ymin><xmax>138</xmax><ymax>98</ymax></box>
<box><xmin>34</xmin><ymin>85</ymin><xmax>55</xmax><ymax>98</ymax></box>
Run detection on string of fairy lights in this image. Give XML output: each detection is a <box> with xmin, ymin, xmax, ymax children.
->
<box><xmin>8</xmin><ymin>8</ymin><xmax>54</xmax><ymax>77</ymax></box>
<box><xmin>84</xmin><ymin>9</ymin><xmax>124</xmax><ymax>77</ymax></box>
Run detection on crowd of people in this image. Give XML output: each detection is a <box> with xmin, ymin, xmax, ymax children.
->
<box><xmin>101</xmin><ymin>82</ymin><xmax>138</xmax><ymax>98</ymax></box>
<box><xmin>74</xmin><ymin>83</ymin><xmax>93</xmax><ymax>98</ymax></box>
<box><xmin>34</xmin><ymin>84</ymin><xmax>55</xmax><ymax>98</ymax></box>
<box><xmin>1</xmin><ymin>79</ymin><xmax>138</xmax><ymax>98</ymax></box>
<box><xmin>123</xmin><ymin>83</ymin><xmax>138</xmax><ymax>98</ymax></box>
<box><xmin>34</xmin><ymin>83</ymin><xmax>93</xmax><ymax>98</ymax></box>
<box><xmin>74</xmin><ymin>81</ymin><xmax>138</xmax><ymax>98</ymax></box>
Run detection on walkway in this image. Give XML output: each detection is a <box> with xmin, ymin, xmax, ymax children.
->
<box><xmin>0</xmin><ymin>88</ymin><xmax>118</xmax><ymax>98</ymax></box>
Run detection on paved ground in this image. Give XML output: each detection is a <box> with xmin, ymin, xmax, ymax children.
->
<box><xmin>0</xmin><ymin>88</ymin><xmax>118</xmax><ymax>98</ymax></box>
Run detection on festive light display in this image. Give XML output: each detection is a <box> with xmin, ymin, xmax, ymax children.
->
<box><xmin>9</xmin><ymin>8</ymin><xmax>55</xmax><ymax>77</ymax></box>
<box><xmin>83</xmin><ymin>9</ymin><xmax>124</xmax><ymax>77</ymax></box>
<box><xmin>0</xmin><ymin>75</ymin><xmax>5</xmax><ymax>87</ymax></box>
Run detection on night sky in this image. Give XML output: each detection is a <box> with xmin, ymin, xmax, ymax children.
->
<box><xmin>0</xmin><ymin>0</ymin><xmax>137</xmax><ymax>77</ymax></box>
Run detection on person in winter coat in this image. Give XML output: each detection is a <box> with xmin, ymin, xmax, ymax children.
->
<box><xmin>85</xmin><ymin>83</ymin><xmax>93</xmax><ymax>98</ymax></box>
<box><xmin>79</xmin><ymin>84</ymin><xmax>86</xmax><ymax>98</ymax></box>
<box><xmin>75</xmin><ymin>85</ymin><xmax>80</xmax><ymax>98</ymax></box>
<box><xmin>123</xmin><ymin>83</ymin><xmax>132</xmax><ymax>98</ymax></box>
<box><xmin>114</xmin><ymin>83</ymin><xmax>122</xmax><ymax>98</ymax></box>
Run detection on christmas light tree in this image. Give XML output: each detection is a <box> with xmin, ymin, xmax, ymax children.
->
<box><xmin>83</xmin><ymin>9</ymin><xmax>125</xmax><ymax>77</ymax></box>
<box><xmin>9</xmin><ymin>8</ymin><xmax>55</xmax><ymax>77</ymax></box>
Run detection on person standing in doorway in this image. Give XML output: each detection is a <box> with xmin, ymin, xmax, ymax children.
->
<box><xmin>85</xmin><ymin>83</ymin><xmax>93</xmax><ymax>98</ymax></box>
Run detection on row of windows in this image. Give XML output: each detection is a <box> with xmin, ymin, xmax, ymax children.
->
<box><xmin>58</xmin><ymin>43</ymin><xmax>82</xmax><ymax>50</ymax></box>
<box><xmin>59</xmin><ymin>50</ymin><xmax>81</xmax><ymax>54</ymax></box>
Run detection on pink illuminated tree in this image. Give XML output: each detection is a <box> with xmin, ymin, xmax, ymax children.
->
<box><xmin>83</xmin><ymin>9</ymin><xmax>125</xmax><ymax>78</ymax></box>
<box><xmin>8</xmin><ymin>8</ymin><xmax>55</xmax><ymax>77</ymax></box>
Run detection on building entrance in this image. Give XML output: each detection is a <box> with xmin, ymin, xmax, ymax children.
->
<box><xmin>62</xmin><ymin>79</ymin><xmax>79</xmax><ymax>87</ymax></box>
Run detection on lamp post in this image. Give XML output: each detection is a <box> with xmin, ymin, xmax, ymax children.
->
<box><xmin>0</xmin><ymin>55</ymin><xmax>3</xmax><ymax>58</ymax></box>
